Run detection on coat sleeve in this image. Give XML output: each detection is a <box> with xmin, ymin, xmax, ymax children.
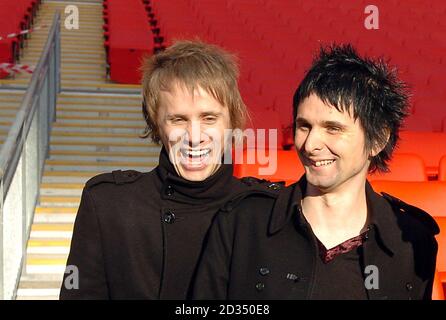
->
<box><xmin>192</xmin><ymin>210</ymin><xmax>234</xmax><ymax>300</ymax></box>
<box><xmin>59</xmin><ymin>188</ymin><xmax>109</xmax><ymax>299</ymax></box>
<box><xmin>422</xmin><ymin>233</ymin><xmax>438</xmax><ymax>300</ymax></box>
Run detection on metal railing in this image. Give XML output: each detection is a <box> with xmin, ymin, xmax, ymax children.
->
<box><xmin>0</xmin><ymin>12</ymin><xmax>60</xmax><ymax>300</ymax></box>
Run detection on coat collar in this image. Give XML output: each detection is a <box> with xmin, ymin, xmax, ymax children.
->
<box><xmin>269</xmin><ymin>175</ymin><xmax>399</xmax><ymax>255</ymax></box>
<box><xmin>155</xmin><ymin>146</ymin><xmax>235</xmax><ymax>205</ymax></box>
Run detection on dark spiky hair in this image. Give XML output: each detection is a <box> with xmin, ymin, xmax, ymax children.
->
<box><xmin>293</xmin><ymin>44</ymin><xmax>410</xmax><ymax>173</ymax></box>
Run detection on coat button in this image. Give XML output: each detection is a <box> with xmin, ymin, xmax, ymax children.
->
<box><xmin>259</xmin><ymin>267</ymin><xmax>270</xmax><ymax>276</ymax></box>
<box><xmin>255</xmin><ymin>282</ymin><xmax>265</xmax><ymax>291</ymax></box>
<box><xmin>267</xmin><ymin>183</ymin><xmax>281</xmax><ymax>190</ymax></box>
<box><xmin>286</xmin><ymin>273</ymin><xmax>300</xmax><ymax>282</ymax></box>
<box><xmin>163</xmin><ymin>211</ymin><xmax>176</xmax><ymax>224</ymax></box>
<box><xmin>165</xmin><ymin>185</ymin><xmax>174</xmax><ymax>196</ymax></box>
<box><xmin>406</xmin><ymin>283</ymin><xmax>413</xmax><ymax>291</ymax></box>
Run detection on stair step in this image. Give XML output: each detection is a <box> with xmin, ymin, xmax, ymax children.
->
<box><xmin>41</xmin><ymin>171</ymin><xmax>106</xmax><ymax>184</ymax></box>
<box><xmin>18</xmin><ymin>280</ymin><xmax>63</xmax><ymax>290</ymax></box>
<box><xmin>57</xmin><ymin>106</ymin><xmax>140</xmax><ymax>114</ymax></box>
<box><xmin>20</xmin><ymin>273</ymin><xmax>65</xmax><ymax>283</ymax></box>
<box><xmin>48</xmin><ymin>154</ymin><xmax>157</xmax><ymax>162</ymax></box>
<box><xmin>57</xmin><ymin>101</ymin><xmax>141</xmax><ymax>108</ymax></box>
<box><xmin>51</xmin><ymin>131</ymin><xmax>143</xmax><ymax>138</ymax></box>
<box><xmin>51</xmin><ymin>120</ymin><xmax>143</xmax><ymax>128</ymax></box>
<box><xmin>16</xmin><ymin>0</ymin><xmax>156</xmax><ymax>296</ymax></box>
<box><xmin>41</xmin><ymin>183</ymin><xmax>84</xmax><ymax>189</ymax></box>
<box><xmin>45</xmin><ymin>159</ymin><xmax>157</xmax><ymax>167</ymax></box>
<box><xmin>50</xmin><ymin>139</ymin><xmax>150</xmax><ymax>146</ymax></box>
<box><xmin>30</xmin><ymin>230</ymin><xmax>74</xmax><ymax>239</ymax></box>
<box><xmin>54</xmin><ymin>117</ymin><xmax>145</xmax><ymax>126</ymax></box>
<box><xmin>48</xmin><ymin>144</ymin><xmax>157</xmax><ymax>153</ymax></box>
<box><xmin>16</xmin><ymin>289</ymin><xmax>60</xmax><ymax>299</ymax></box>
<box><xmin>51</xmin><ymin>126</ymin><xmax>142</xmax><ymax>134</ymax></box>
<box><xmin>56</xmin><ymin>110</ymin><xmax>141</xmax><ymax>118</ymax></box>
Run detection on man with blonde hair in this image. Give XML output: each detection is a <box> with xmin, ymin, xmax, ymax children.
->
<box><xmin>60</xmin><ymin>40</ymin><xmax>280</xmax><ymax>299</ymax></box>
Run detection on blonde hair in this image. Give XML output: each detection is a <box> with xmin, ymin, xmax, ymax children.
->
<box><xmin>140</xmin><ymin>40</ymin><xmax>248</xmax><ymax>143</ymax></box>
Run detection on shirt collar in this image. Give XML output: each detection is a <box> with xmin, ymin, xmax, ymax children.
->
<box><xmin>269</xmin><ymin>176</ymin><xmax>398</xmax><ymax>254</ymax></box>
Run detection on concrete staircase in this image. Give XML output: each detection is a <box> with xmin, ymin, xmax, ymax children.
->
<box><xmin>3</xmin><ymin>1</ymin><xmax>160</xmax><ymax>300</ymax></box>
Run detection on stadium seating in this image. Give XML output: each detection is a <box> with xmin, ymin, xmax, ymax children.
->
<box><xmin>233</xmin><ymin>149</ymin><xmax>304</xmax><ymax>185</ymax></box>
<box><xmin>403</xmin><ymin>113</ymin><xmax>434</xmax><ymax>132</ymax></box>
<box><xmin>234</xmin><ymin>151</ymin><xmax>428</xmax><ymax>184</ymax></box>
<box><xmin>433</xmin><ymin>269</ymin><xmax>445</xmax><ymax>300</ymax></box>
<box><xmin>370</xmin><ymin>181</ymin><xmax>446</xmax><ymax>285</ymax></box>
<box><xmin>0</xmin><ymin>1</ymin><xmax>38</xmax><ymax>78</ymax></box>
<box><xmin>397</xmin><ymin>131</ymin><xmax>446</xmax><ymax>178</ymax></box>
<box><xmin>368</xmin><ymin>153</ymin><xmax>427</xmax><ymax>182</ymax></box>
<box><xmin>370</xmin><ymin>181</ymin><xmax>446</xmax><ymax>218</ymax></box>
<box><xmin>103</xmin><ymin>0</ymin><xmax>154</xmax><ymax>83</ymax></box>
<box><xmin>440</xmin><ymin>156</ymin><xmax>446</xmax><ymax>181</ymax></box>
<box><xmin>148</xmin><ymin>0</ymin><xmax>445</xmax><ymax>148</ymax></box>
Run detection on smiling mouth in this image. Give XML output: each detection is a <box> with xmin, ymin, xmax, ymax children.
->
<box><xmin>312</xmin><ymin>159</ymin><xmax>335</xmax><ymax>167</ymax></box>
<box><xmin>180</xmin><ymin>148</ymin><xmax>211</xmax><ymax>158</ymax></box>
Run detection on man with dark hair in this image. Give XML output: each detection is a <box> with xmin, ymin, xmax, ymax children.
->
<box><xmin>193</xmin><ymin>44</ymin><xmax>439</xmax><ymax>300</ymax></box>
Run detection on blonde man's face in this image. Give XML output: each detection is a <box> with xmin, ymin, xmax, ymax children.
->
<box><xmin>157</xmin><ymin>82</ymin><xmax>231</xmax><ymax>181</ymax></box>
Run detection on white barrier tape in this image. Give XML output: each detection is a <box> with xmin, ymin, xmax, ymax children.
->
<box><xmin>0</xmin><ymin>25</ymin><xmax>47</xmax><ymax>41</ymax></box>
<box><xmin>0</xmin><ymin>63</ymin><xmax>34</xmax><ymax>74</ymax></box>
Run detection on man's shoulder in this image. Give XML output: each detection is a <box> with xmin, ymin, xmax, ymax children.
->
<box><xmin>381</xmin><ymin>192</ymin><xmax>440</xmax><ymax>236</ymax></box>
<box><xmin>85</xmin><ymin>169</ymin><xmax>150</xmax><ymax>190</ymax></box>
<box><xmin>222</xmin><ymin>177</ymin><xmax>285</xmax><ymax>213</ymax></box>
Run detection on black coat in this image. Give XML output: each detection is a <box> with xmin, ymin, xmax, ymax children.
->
<box><xmin>59</xmin><ymin>148</ymin><xmax>280</xmax><ymax>299</ymax></box>
<box><xmin>193</xmin><ymin>176</ymin><xmax>439</xmax><ymax>300</ymax></box>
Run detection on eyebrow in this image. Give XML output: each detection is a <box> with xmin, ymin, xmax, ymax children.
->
<box><xmin>322</xmin><ymin>120</ymin><xmax>347</xmax><ymax>129</ymax></box>
<box><xmin>201</xmin><ymin>112</ymin><xmax>222</xmax><ymax>117</ymax></box>
<box><xmin>166</xmin><ymin>112</ymin><xmax>222</xmax><ymax>119</ymax></box>
<box><xmin>296</xmin><ymin>117</ymin><xmax>347</xmax><ymax>129</ymax></box>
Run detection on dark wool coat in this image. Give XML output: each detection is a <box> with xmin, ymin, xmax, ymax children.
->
<box><xmin>59</xmin><ymin>148</ymin><xmax>281</xmax><ymax>299</ymax></box>
<box><xmin>193</xmin><ymin>176</ymin><xmax>439</xmax><ymax>300</ymax></box>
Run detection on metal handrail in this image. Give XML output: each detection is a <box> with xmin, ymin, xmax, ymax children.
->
<box><xmin>0</xmin><ymin>12</ymin><xmax>60</xmax><ymax>300</ymax></box>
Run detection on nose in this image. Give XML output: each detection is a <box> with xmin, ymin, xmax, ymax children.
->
<box><xmin>302</xmin><ymin>128</ymin><xmax>324</xmax><ymax>154</ymax></box>
<box><xmin>185</xmin><ymin>120</ymin><xmax>205</xmax><ymax>147</ymax></box>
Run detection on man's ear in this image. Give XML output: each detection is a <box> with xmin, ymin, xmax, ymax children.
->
<box><xmin>370</xmin><ymin>128</ymin><xmax>391</xmax><ymax>157</ymax></box>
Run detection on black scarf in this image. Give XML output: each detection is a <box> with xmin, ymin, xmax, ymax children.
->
<box><xmin>155</xmin><ymin>147</ymin><xmax>235</xmax><ymax>206</ymax></box>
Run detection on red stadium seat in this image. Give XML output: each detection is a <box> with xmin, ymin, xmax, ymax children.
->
<box><xmin>433</xmin><ymin>269</ymin><xmax>445</xmax><ymax>300</ymax></box>
<box><xmin>233</xmin><ymin>149</ymin><xmax>304</xmax><ymax>185</ymax></box>
<box><xmin>368</xmin><ymin>153</ymin><xmax>427</xmax><ymax>182</ymax></box>
<box><xmin>398</xmin><ymin>131</ymin><xmax>446</xmax><ymax>178</ymax></box>
<box><xmin>246</xmin><ymin>109</ymin><xmax>283</xmax><ymax>149</ymax></box>
<box><xmin>370</xmin><ymin>181</ymin><xmax>446</xmax><ymax>218</ymax></box>
<box><xmin>105</xmin><ymin>0</ymin><xmax>154</xmax><ymax>84</ymax></box>
<box><xmin>370</xmin><ymin>181</ymin><xmax>446</xmax><ymax>284</ymax></box>
<box><xmin>439</xmin><ymin>156</ymin><xmax>446</xmax><ymax>182</ymax></box>
<box><xmin>402</xmin><ymin>114</ymin><xmax>434</xmax><ymax>132</ymax></box>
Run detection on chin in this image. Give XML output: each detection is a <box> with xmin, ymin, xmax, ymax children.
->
<box><xmin>178</xmin><ymin>167</ymin><xmax>214</xmax><ymax>181</ymax></box>
<box><xmin>306</xmin><ymin>174</ymin><xmax>338</xmax><ymax>191</ymax></box>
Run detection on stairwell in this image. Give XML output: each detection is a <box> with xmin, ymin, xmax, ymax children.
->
<box><xmin>1</xmin><ymin>0</ymin><xmax>161</xmax><ymax>299</ymax></box>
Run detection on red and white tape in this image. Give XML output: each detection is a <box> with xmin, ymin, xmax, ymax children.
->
<box><xmin>0</xmin><ymin>63</ymin><xmax>34</xmax><ymax>74</ymax></box>
<box><xmin>0</xmin><ymin>24</ymin><xmax>47</xmax><ymax>41</ymax></box>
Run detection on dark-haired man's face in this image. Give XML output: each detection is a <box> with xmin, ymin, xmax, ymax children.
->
<box><xmin>295</xmin><ymin>94</ymin><xmax>371</xmax><ymax>193</ymax></box>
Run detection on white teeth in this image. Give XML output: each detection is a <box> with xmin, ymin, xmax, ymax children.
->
<box><xmin>314</xmin><ymin>160</ymin><xmax>334</xmax><ymax>167</ymax></box>
<box><xmin>182</xmin><ymin>149</ymin><xmax>211</xmax><ymax>157</ymax></box>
